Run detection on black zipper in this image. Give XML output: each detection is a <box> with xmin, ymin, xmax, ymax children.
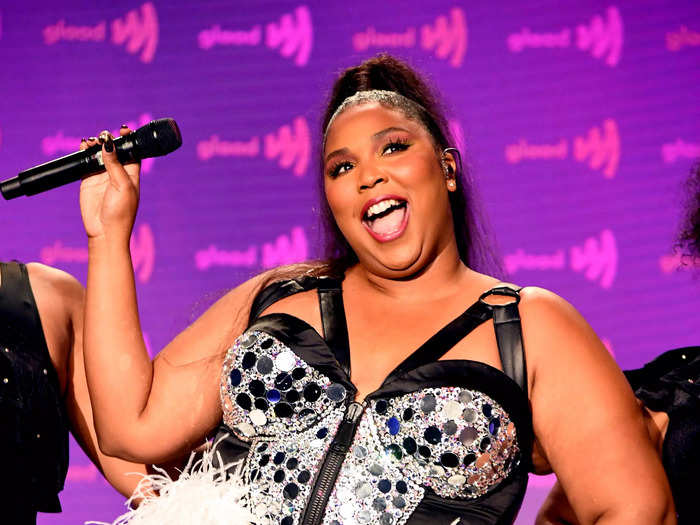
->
<box><xmin>300</xmin><ymin>401</ymin><xmax>365</xmax><ymax>525</ymax></box>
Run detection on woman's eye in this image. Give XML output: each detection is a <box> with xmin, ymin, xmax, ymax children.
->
<box><xmin>330</xmin><ymin>161</ymin><xmax>353</xmax><ymax>178</ymax></box>
<box><xmin>382</xmin><ymin>141</ymin><xmax>410</xmax><ymax>155</ymax></box>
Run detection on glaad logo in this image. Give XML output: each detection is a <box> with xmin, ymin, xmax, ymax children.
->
<box><xmin>42</xmin><ymin>2</ymin><xmax>158</xmax><ymax>63</ymax></box>
<box><xmin>198</xmin><ymin>6</ymin><xmax>312</xmax><ymax>67</ymax></box>
<box><xmin>195</xmin><ymin>227</ymin><xmax>308</xmax><ymax>270</ymax></box>
<box><xmin>266</xmin><ymin>6</ymin><xmax>313</xmax><ymax>66</ymax></box>
<box><xmin>505</xmin><ymin>230</ymin><xmax>618</xmax><ymax>289</ymax></box>
<box><xmin>661</xmin><ymin>139</ymin><xmax>700</xmax><ymax>164</ymax></box>
<box><xmin>506</xmin><ymin>119</ymin><xmax>620</xmax><ymax>178</ymax></box>
<box><xmin>573</xmin><ymin>119</ymin><xmax>620</xmax><ymax>178</ymax></box>
<box><xmin>40</xmin><ymin>113</ymin><xmax>156</xmax><ymax>174</ymax></box>
<box><xmin>507</xmin><ymin>6</ymin><xmax>623</xmax><ymax>67</ymax></box>
<box><xmin>569</xmin><ymin>229</ymin><xmax>617</xmax><ymax>289</ymax></box>
<box><xmin>352</xmin><ymin>8</ymin><xmax>467</xmax><ymax>67</ymax></box>
<box><xmin>666</xmin><ymin>26</ymin><xmax>700</xmax><ymax>51</ymax></box>
<box><xmin>111</xmin><ymin>2</ymin><xmax>159</xmax><ymax>63</ymax></box>
<box><xmin>40</xmin><ymin>223</ymin><xmax>155</xmax><ymax>284</ymax></box>
<box><xmin>197</xmin><ymin>117</ymin><xmax>310</xmax><ymax>176</ymax></box>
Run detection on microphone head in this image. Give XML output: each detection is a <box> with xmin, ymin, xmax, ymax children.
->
<box><xmin>133</xmin><ymin>118</ymin><xmax>183</xmax><ymax>157</ymax></box>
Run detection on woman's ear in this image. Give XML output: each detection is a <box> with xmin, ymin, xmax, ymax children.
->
<box><xmin>441</xmin><ymin>149</ymin><xmax>458</xmax><ymax>191</ymax></box>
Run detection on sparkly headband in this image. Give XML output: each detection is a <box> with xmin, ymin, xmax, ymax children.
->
<box><xmin>323</xmin><ymin>89</ymin><xmax>429</xmax><ymax>146</ymax></box>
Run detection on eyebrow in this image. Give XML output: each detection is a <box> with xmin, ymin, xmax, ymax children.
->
<box><xmin>324</xmin><ymin>126</ymin><xmax>412</xmax><ymax>164</ymax></box>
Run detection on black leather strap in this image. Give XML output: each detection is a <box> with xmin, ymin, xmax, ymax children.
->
<box><xmin>386</xmin><ymin>300</ymin><xmax>493</xmax><ymax>383</ymax></box>
<box><xmin>317</xmin><ymin>278</ymin><xmax>351</xmax><ymax>378</ymax></box>
<box><xmin>483</xmin><ymin>284</ymin><xmax>528</xmax><ymax>396</ymax></box>
<box><xmin>248</xmin><ymin>277</ymin><xmax>311</xmax><ymax>325</ymax></box>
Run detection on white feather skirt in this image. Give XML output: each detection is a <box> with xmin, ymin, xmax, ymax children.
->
<box><xmin>86</xmin><ymin>444</ymin><xmax>265</xmax><ymax>525</ymax></box>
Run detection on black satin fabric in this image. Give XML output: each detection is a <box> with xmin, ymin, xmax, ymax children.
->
<box><xmin>624</xmin><ymin>347</ymin><xmax>700</xmax><ymax>525</ymax></box>
<box><xmin>215</xmin><ymin>278</ymin><xmax>533</xmax><ymax>524</ymax></box>
<box><xmin>0</xmin><ymin>262</ymin><xmax>69</xmax><ymax>524</ymax></box>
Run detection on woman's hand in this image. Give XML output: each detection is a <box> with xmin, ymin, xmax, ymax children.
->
<box><xmin>79</xmin><ymin>126</ymin><xmax>140</xmax><ymax>242</ymax></box>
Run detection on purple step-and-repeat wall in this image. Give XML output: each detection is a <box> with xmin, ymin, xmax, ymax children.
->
<box><xmin>1</xmin><ymin>1</ymin><xmax>699</xmax><ymax>523</ymax></box>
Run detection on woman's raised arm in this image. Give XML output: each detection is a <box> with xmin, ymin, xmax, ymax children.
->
<box><xmin>80</xmin><ymin>130</ymin><xmax>262</xmax><ymax>463</ymax></box>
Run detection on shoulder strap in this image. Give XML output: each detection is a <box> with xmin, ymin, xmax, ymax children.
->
<box><xmin>248</xmin><ymin>276</ymin><xmax>315</xmax><ymax>325</ymax></box>
<box><xmin>316</xmin><ymin>278</ymin><xmax>351</xmax><ymax>378</ymax></box>
<box><xmin>386</xmin><ymin>300</ymin><xmax>493</xmax><ymax>382</ymax></box>
<box><xmin>481</xmin><ymin>284</ymin><xmax>528</xmax><ymax>396</ymax></box>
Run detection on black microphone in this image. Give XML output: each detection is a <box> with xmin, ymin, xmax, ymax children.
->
<box><xmin>1</xmin><ymin>118</ymin><xmax>182</xmax><ymax>200</ymax></box>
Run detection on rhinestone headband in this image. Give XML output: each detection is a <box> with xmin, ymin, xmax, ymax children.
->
<box><xmin>323</xmin><ymin>89</ymin><xmax>428</xmax><ymax>146</ymax></box>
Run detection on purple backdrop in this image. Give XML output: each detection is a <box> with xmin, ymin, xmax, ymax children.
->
<box><xmin>1</xmin><ymin>1</ymin><xmax>699</xmax><ymax>523</ymax></box>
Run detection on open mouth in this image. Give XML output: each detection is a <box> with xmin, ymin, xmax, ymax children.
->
<box><xmin>362</xmin><ymin>198</ymin><xmax>409</xmax><ymax>241</ymax></box>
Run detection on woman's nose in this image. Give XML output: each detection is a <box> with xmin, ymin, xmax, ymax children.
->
<box><xmin>358</xmin><ymin>166</ymin><xmax>386</xmax><ymax>191</ymax></box>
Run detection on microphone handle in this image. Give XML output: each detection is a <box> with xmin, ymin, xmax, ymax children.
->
<box><xmin>2</xmin><ymin>136</ymin><xmax>140</xmax><ymax>198</ymax></box>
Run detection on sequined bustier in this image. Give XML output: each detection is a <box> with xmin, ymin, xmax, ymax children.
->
<box><xmin>216</xmin><ymin>277</ymin><xmax>532</xmax><ymax>525</ymax></box>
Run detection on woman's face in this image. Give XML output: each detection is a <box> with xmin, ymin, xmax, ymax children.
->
<box><xmin>323</xmin><ymin>102</ymin><xmax>457</xmax><ymax>278</ymax></box>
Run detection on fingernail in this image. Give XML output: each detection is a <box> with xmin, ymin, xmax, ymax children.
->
<box><xmin>88</xmin><ymin>136</ymin><xmax>97</xmax><ymax>142</ymax></box>
<box><xmin>104</xmin><ymin>135</ymin><xmax>114</xmax><ymax>153</ymax></box>
<box><xmin>80</xmin><ymin>138</ymin><xmax>87</xmax><ymax>143</ymax></box>
<box><xmin>120</xmin><ymin>124</ymin><xmax>129</xmax><ymax>129</ymax></box>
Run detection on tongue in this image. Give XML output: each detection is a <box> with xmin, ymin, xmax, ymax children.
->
<box><xmin>369</xmin><ymin>206</ymin><xmax>406</xmax><ymax>236</ymax></box>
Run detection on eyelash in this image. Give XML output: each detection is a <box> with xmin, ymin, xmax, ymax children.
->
<box><xmin>327</xmin><ymin>137</ymin><xmax>412</xmax><ymax>178</ymax></box>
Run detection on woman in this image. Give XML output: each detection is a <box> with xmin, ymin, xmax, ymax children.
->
<box><xmin>0</xmin><ymin>260</ymin><xmax>148</xmax><ymax>524</ymax></box>
<box><xmin>537</xmin><ymin>164</ymin><xmax>700</xmax><ymax>525</ymax></box>
<box><xmin>79</xmin><ymin>55</ymin><xmax>675</xmax><ymax>524</ymax></box>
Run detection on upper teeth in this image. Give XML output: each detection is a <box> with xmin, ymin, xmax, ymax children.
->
<box><xmin>366</xmin><ymin>199</ymin><xmax>402</xmax><ymax>219</ymax></box>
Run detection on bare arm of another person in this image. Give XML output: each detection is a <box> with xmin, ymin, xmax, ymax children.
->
<box><xmin>27</xmin><ymin>263</ymin><xmax>147</xmax><ymax>497</ymax></box>
<box><xmin>80</xmin><ymin>131</ymin><xmax>263</xmax><ymax>463</ymax></box>
<box><xmin>521</xmin><ymin>288</ymin><xmax>675</xmax><ymax>525</ymax></box>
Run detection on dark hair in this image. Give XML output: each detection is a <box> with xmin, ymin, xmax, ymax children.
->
<box><xmin>316</xmin><ymin>54</ymin><xmax>501</xmax><ymax>277</ymax></box>
<box><xmin>678</xmin><ymin>161</ymin><xmax>700</xmax><ymax>261</ymax></box>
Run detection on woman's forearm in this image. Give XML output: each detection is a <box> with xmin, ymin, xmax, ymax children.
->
<box><xmin>84</xmin><ymin>236</ymin><xmax>153</xmax><ymax>453</ymax></box>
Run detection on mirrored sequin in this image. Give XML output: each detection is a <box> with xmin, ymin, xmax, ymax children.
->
<box><xmin>354</xmin><ymin>445</ymin><xmax>368</xmax><ymax>459</ymax></box>
<box><xmin>275</xmin><ymin>350</ymin><xmax>296</xmax><ymax>372</ymax></box>
<box><xmin>304</xmin><ymin>383</ymin><xmax>321</xmax><ymax>402</ymax></box>
<box><xmin>249</xmin><ymin>409</ymin><xmax>267</xmax><ymax>426</ymax></box>
<box><xmin>355</xmin><ymin>481</ymin><xmax>372</xmax><ymax>498</ymax></box>
<box><xmin>424</xmin><ymin>426</ymin><xmax>442</xmax><ymax>444</ymax></box>
<box><xmin>448</xmin><ymin>474</ymin><xmax>467</xmax><ymax>487</ymax></box>
<box><xmin>229</xmin><ymin>369</ymin><xmax>242</xmax><ymax>387</ymax></box>
<box><xmin>440</xmin><ymin>452</ymin><xmax>459</xmax><ymax>468</ymax></box>
<box><xmin>274</xmin><ymin>373</ymin><xmax>293</xmax><ymax>391</ymax></box>
<box><xmin>266</xmin><ymin>389</ymin><xmax>281</xmax><ymax>403</ymax></box>
<box><xmin>462</xmin><ymin>408</ymin><xmax>476</xmax><ymax>423</ymax></box>
<box><xmin>387</xmin><ymin>417</ymin><xmax>400</xmax><ymax>435</ymax></box>
<box><xmin>372</xmin><ymin>497</ymin><xmax>387</xmax><ymax>511</ymax></box>
<box><xmin>458</xmin><ymin>390</ymin><xmax>472</xmax><ymax>404</ymax></box>
<box><xmin>242</xmin><ymin>352</ymin><xmax>256</xmax><ymax>369</ymax></box>
<box><xmin>442</xmin><ymin>400</ymin><xmax>462</xmax><ymax>419</ymax></box>
<box><xmin>240</xmin><ymin>334</ymin><xmax>257</xmax><ymax>348</ymax></box>
<box><xmin>443</xmin><ymin>420</ymin><xmax>458</xmax><ymax>435</ymax></box>
<box><xmin>357</xmin><ymin>510</ymin><xmax>372</xmax><ymax>524</ymax></box>
<box><xmin>369</xmin><ymin>463</ymin><xmax>384</xmax><ymax>476</ymax></box>
<box><xmin>326</xmin><ymin>383</ymin><xmax>346</xmax><ymax>402</ymax></box>
<box><xmin>459</xmin><ymin>426</ymin><xmax>478</xmax><ymax>445</ymax></box>
<box><xmin>256</xmin><ymin>356</ymin><xmax>274</xmax><ymax>374</ymax></box>
<box><xmin>249</xmin><ymin>379</ymin><xmax>265</xmax><ymax>397</ymax></box>
<box><xmin>421</xmin><ymin>394</ymin><xmax>436</xmax><ymax>413</ymax></box>
<box><xmin>393</xmin><ymin>495</ymin><xmax>406</xmax><ymax>508</ymax></box>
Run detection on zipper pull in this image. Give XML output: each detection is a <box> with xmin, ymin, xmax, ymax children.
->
<box><xmin>344</xmin><ymin>401</ymin><xmax>364</xmax><ymax>423</ymax></box>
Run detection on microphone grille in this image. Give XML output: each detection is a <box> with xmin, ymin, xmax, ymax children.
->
<box><xmin>134</xmin><ymin>118</ymin><xmax>183</xmax><ymax>157</ymax></box>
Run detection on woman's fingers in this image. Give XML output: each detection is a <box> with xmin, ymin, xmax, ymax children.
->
<box><xmin>99</xmin><ymin>130</ymin><xmax>133</xmax><ymax>191</ymax></box>
<box><xmin>119</xmin><ymin>124</ymin><xmax>132</xmax><ymax>137</ymax></box>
